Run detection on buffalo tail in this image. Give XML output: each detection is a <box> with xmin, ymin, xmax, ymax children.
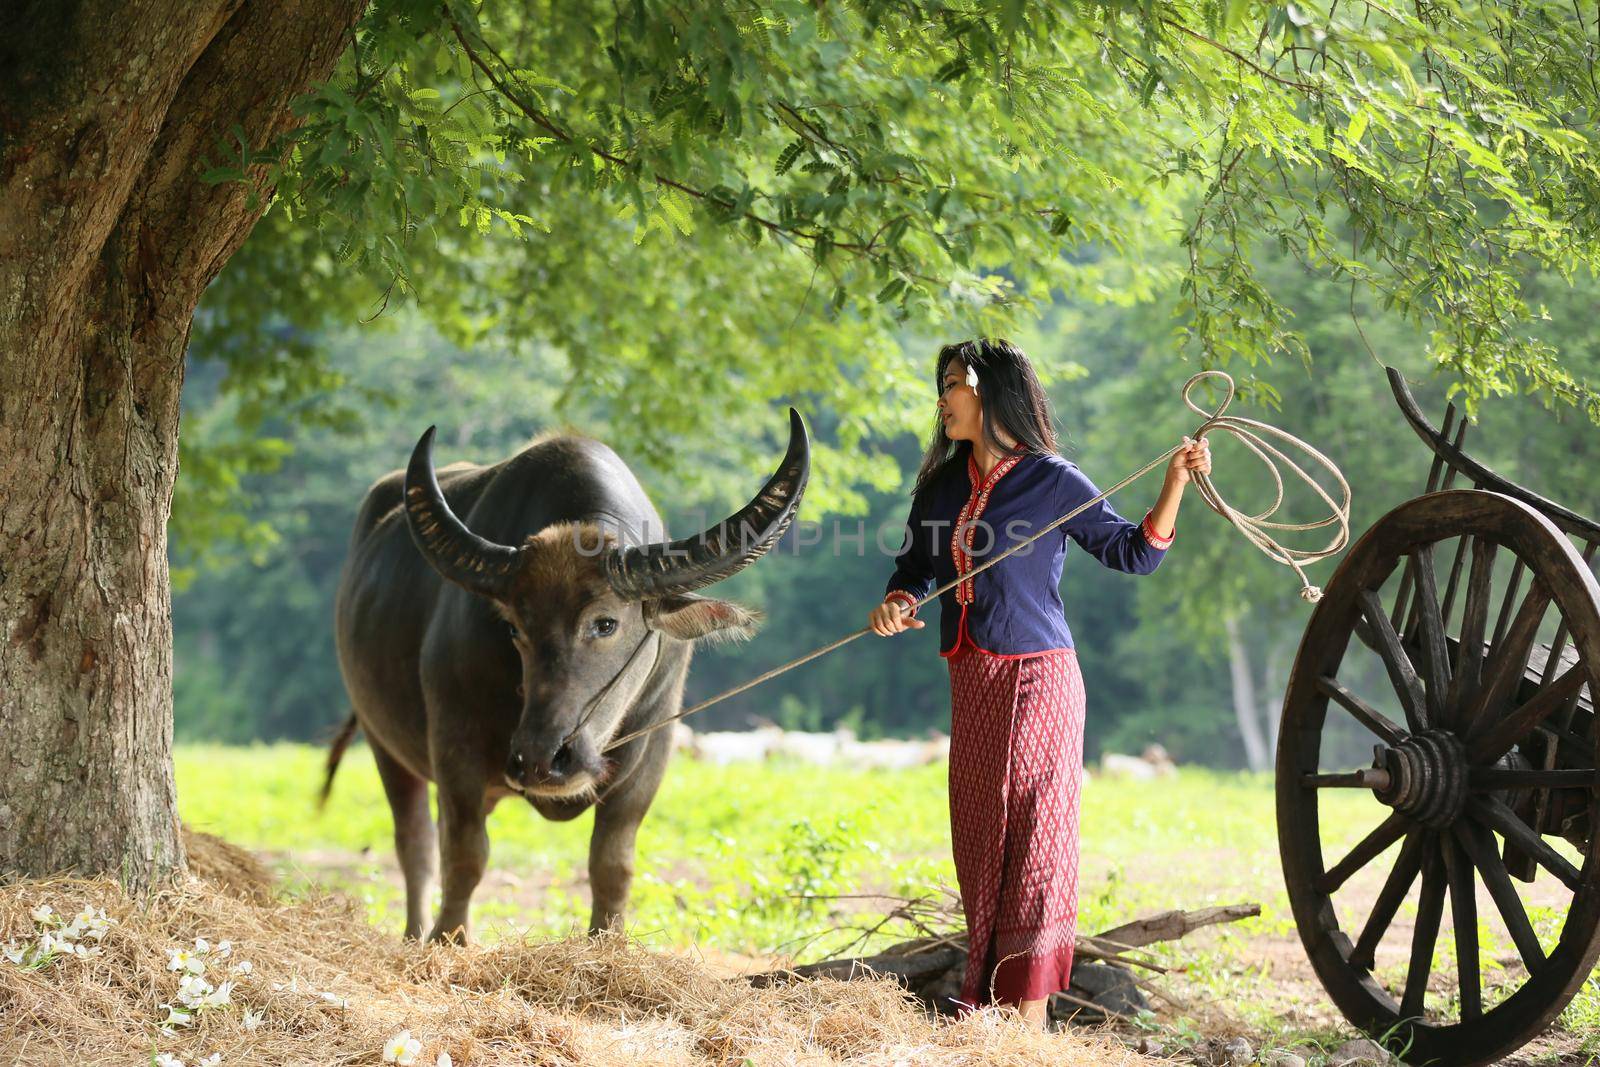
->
<box><xmin>319</xmin><ymin>713</ymin><xmax>361</xmax><ymax>812</ymax></box>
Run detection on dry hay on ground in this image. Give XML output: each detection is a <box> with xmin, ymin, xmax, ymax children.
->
<box><xmin>0</xmin><ymin>830</ymin><xmax>1157</xmax><ymax>1066</ymax></box>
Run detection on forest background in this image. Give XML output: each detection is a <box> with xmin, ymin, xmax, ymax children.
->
<box><xmin>170</xmin><ymin>246</ymin><xmax>1600</xmax><ymax>771</ymax></box>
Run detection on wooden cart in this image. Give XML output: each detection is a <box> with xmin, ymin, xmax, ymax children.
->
<box><xmin>1278</xmin><ymin>368</ymin><xmax>1600</xmax><ymax>1065</ymax></box>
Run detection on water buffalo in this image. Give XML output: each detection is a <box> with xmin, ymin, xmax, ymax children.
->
<box><xmin>326</xmin><ymin>410</ymin><xmax>809</xmax><ymax>941</ymax></box>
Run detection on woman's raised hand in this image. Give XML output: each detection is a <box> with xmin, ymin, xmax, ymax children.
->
<box><xmin>1166</xmin><ymin>435</ymin><xmax>1212</xmax><ymax>486</ymax></box>
<box><xmin>869</xmin><ymin>598</ymin><xmax>925</xmax><ymax>636</ymax></box>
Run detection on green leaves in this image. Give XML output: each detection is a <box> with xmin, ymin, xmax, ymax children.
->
<box><xmin>1342</xmin><ymin>107</ymin><xmax>1369</xmax><ymax>147</ymax></box>
<box><xmin>194</xmin><ymin>0</ymin><xmax>1600</xmax><ymax>561</ymax></box>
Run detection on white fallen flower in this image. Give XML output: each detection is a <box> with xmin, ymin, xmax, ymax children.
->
<box><xmin>29</xmin><ymin>903</ymin><xmax>54</xmax><ymax>925</ymax></box>
<box><xmin>214</xmin><ymin>940</ymin><xmax>232</xmax><ymax>958</ymax></box>
<box><xmin>242</xmin><ymin>1008</ymin><xmax>265</xmax><ymax>1032</ymax></box>
<box><xmin>154</xmin><ymin>1054</ymin><xmax>186</xmax><ymax>1067</ymax></box>
<box><xmin>199</xmin><ymin>1055</ymin><xmax>222</xmax><ymax>1066</ymax></box>
<box><xmin>201</xmin><ymin>980</ymin><xmax>233</xmax><ymax>1008</ymax></box>
<box><xmin>319</xmin><ymin>990</ymin><xmax>349</xmax><ymax>1009</ymax></box>
<box><xmin>382</xmin><ymin>1029</ymin><xmax>422</xmax><ymax>1065</ymax></box>
<box><xmin>2</xmin><ymin>941</ymin><xmax>24</xmax><ymax>965</ymax></box>
<box><xmin>167</xmin><ymin>947</ymin><xmax>206</xmax><ymax>975</ymax></box>
<box><xmin>177</xmin><ymin>974</ymin><xmax>214</xmax><ymax>1009</ymax></box>
<box><xmin>193</xmin><ymin>937</ymin><xmax>210</xmax><ymax>954</ymax></box>
<box><xmin>230</xmin><ymin>960</ymin><xmax>253</xmax><ymax>975</ymax></box>
<box><xmin>157</xmin><ymin>1002</ymin><xmax>194</xmax><ymax>1031</ymax></box>
<box><xmin>72</xmin><ymin>905</ymin><xmax>111</xmax><ymax>939</ymax></box>
<box><xmin>435</xmin><ymin>1053</ymin><xmax>453</xmax><ymax>1067</ymax></box>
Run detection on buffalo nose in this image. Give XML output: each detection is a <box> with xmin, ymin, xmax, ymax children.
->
<box><xmin>506</xmin><ymin>742</ymin><xmax>581</xmax><ymax>790</ymax></box>
<box><xmin>531</xmin><ymin>742</ymin><xmax>578</xmax><ymax>784</ymax></box>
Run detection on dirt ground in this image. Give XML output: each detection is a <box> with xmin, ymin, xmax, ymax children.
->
<box><xmin>260</xmin><ymin>844</ymin><xmax>1594</xmax><ymax>1065</ymax></box>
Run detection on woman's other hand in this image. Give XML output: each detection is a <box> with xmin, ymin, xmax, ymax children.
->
<box><xmin>869</xmin><ymin>598</ymin><xmax>925</xmax><ymax>635</ymax></box>
<box><xmin>1166</xmin><ymin>435</ymin><xmax>1212</xmax><ymax>486</ymax></box>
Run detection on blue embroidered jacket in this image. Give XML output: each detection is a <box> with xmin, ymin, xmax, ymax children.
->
<box><xmin>883</xmin><ymin>448</ymin><xmax>1173</xmax><ymax>658</ymax></box>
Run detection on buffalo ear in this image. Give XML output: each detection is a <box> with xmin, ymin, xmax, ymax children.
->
<box><xmin>645</xmin><ymin>593</ymin><xmax>763</xmax><ymax>643</ymax></box>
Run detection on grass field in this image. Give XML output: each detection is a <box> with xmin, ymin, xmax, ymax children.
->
<box><xmin>175</xmin><ymin>744</ymin><xmax>1599</xmax><ymax>1064</ymax></box>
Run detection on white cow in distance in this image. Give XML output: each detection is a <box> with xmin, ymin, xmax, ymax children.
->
<box><xmin>684</xmin><ymin>724</ymin><xmax>784</xmax><ymax>765</ymax></box>
<box><xmin>771</xmin><ymin>727</ymin><xmax>856</xmax><ymax>764</ymax></box>
<box><xmin>670</xmin><ymin>723</ymin><xmax>952</xmax><ymax>769</ymax></box>
<box><xmin>845</xmin><ymin>735</ymin><xmax>950</xmax><ymax>770</ymax></box>
<box><xmin>1099</xmin><ymin>742</ymin><xmax>1178</xmax><ymax>780</ymax></box>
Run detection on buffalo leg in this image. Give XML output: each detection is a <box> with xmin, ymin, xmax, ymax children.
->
<box><xmin>430</xmin><ymin>780</ymin><xmax>489</xmax><ymax>943</ymax></box>
<box><xmin>588</xmin><ymin>728</ymin><xmax>672</xmax><ymax>933</ymax></box>
<box><xmin>370</xmin><ymin>741</ymin><xmax>435</xmax><ymax>941</ymax></box>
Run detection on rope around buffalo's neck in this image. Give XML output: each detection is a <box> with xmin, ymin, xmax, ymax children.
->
<box><xmin>603</xmin><ymin>370</ymin><xmax>1350</xmax><ymax>754</ymax></box>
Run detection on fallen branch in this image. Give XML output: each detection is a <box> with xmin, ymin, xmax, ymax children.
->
<box><xmin>1088</xmin><ymin>904</ymin><xmax>1260</xmax><ymax>951</ymax></box>
<box><xmin>747</xmin><ymin>901</ymin><xmax>1259</xmax><ymax>994</ymax></box>
<box><xmin>1054</xmin><ymin>986</ymin><xmax>1136</xmax><ymax>1023</ymax></box>
<box><xmin>750</xmin><ymin>943</ymin><xmax>964</xmax><ymax>988</ymax></box>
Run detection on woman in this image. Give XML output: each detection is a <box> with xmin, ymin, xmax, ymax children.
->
<box><xmin>868</xmin><ymin>338</ymin><xmax>1209</xmax><ymax>1028</ymax></box>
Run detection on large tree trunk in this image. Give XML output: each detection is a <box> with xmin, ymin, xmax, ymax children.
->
<box><xmin>0</xmin><ymin>241</ymin><xmax>193</xmax><ymax>887</ymax></box>
<box><xmin>0</xmin><ymin>0</ymin><xmax>362</xmax><ymax>891</ymax></box>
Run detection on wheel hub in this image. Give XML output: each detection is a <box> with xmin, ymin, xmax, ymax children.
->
<box><xmin>1371</xmin><ymin>730</ymin><xmax>1468</xmax><ymax>829</ymax></box>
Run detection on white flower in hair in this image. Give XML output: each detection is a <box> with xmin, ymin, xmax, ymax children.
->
<box><xmin>965</xmin><ymin>364</ymin><xmax>979</xmax><ymax>395</ymax></box>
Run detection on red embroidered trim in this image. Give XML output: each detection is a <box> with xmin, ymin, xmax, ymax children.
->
<box><xmin>884</xmin><ymin>590</ymin><xmax>920</xmax><ymax>618</ymax></box>
<box><xmin>939</xmin><ymin>602</ymin><xmax>1077</xmax><ymax>660</ymax></box>
<box><xmin>952</xmin><ymin>451</ymin><xmax>1025</xmax><ymax>605</ymax></box>
<box><xmin>1141</xmin><ymin>511</ymin><xmax>1175</xmax><ymax>549</ymax></box>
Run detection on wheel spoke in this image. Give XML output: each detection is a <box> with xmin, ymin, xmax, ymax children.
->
<box><xmin>1469</xmin><ymin>796</ymin><xmax>1582</xmax><ymax>891</ymax></box>
<box><xmin>1460</xmin><ymin>580</ymin><xmax>1552</xmax><ymax>738</ymax></box>
<box><xmin>1490</xmin><ymin>558</ymin><xmax>1527</xmax><ymax>651</ymax></box>
<box><xmin>1317</xmin><ymin>811</ymin><xmax>1410</xmax><ymax>895</ymax></box>
<box><xmin>1402</xmin><ymin>837</ymin><xmax>1447</xmax><ymax>1020</ymax></box>
<box><xmin>1357</xmin><ymin>589</ymin><xmax>1428</xmax><ymax>732</ymax></box>
<box><xmin>1448</xmin><ymin>536</ymin><xmax>1497</xmax><ymax>728</ymax></box>
<box><xmin>1466</xmin><ymin>664</ymin><xmax>1589</xmax><ymax>764</ymax></box>
<box><xmin>1408</xmin><ymin>545</ymin><xmax>1452</xmax><ymax>728</ymax></box>
<box><xmin>1441</xmin><ymin>835</ymin><xmax>1481</xmax><ymax>1021</ymax></box>
<box><xmin>1317</xmin><ymin>675</ymin><xmax>1407</xmax><ymax>747</ymax></box>
<box><xmin>1351</xmin><ymin>831</ymin><xmax>1427</xmax><ymax>971</ymax></box>
<box><xmin>1453</xmin><ymin>821</ymin><xmax>1546</xmax><ymax>973</ymax></box>
<box><xmin>1537</xmin><ymin>619</ymin><xmax>1574</xmax><ymax>692</ymax></box>
<box><xmin>1470</xmin><ymin>767</ymin><xmax>1600</xmax><ymax>790</ymax></box>
<box><xmin>1436</xmin><ymin>531</ymin><xmax>1472</xmax><ymax>637</ymax></box>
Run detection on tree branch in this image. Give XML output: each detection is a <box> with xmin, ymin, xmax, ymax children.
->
<box><xmin>445</xmin><ymin>10</ymin><xmax>931</xmax><ymax>269</ymax></box>
<box><xmin>1160</xmin><ymin>16</ymin><xmax>1321</xmax><ymax>93</ymax></box>
<box><xmin>0</xmin><ymin>0</ymin><xmax>241</xmax><ymax>324</ymax></box>
<box><xmin>129</xmin><ymin>0</ymin><xmax>367</xmax><ymax>319</ymax></box>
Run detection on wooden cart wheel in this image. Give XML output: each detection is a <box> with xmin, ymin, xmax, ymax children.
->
<box><xmin>1279</xmin><ymin>490</ymin><xmax>1600</xmax><ymax>1066</ymax></box>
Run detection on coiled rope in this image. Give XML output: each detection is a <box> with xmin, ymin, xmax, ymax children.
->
<box><xmin>604</xmin><ymin>370</ymin><xmax>1349</xmax><ymax>753</ymax></box>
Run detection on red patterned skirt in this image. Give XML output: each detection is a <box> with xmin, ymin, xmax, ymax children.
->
<box><xmin>946</xmin><ymin>643</ymin><xmax>1086</xmax><ymax>1010</ymax></box>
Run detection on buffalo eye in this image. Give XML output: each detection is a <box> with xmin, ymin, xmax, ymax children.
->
<box><xmin>591</xmin><ymin>617</ymin><xmax>619</xmax><ymax>638</ymax></box>
<box><xmin>506</xmin><ymin>620</ymin><xmax>521</xmax><ymax>641</ymax></box>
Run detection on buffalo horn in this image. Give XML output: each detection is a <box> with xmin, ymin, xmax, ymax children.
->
<box><xmin>603</xmin><ymin>407</ymin><xmax>810</xmax><ymax>599</ymax></box>
<box><xmin>403</xmin><ymin>426</ymin><xmax>525</xmax><ymax>597</ymax></box>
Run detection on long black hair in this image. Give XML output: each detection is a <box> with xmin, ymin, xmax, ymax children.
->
<box><xmin>910</xmin><ymin>338</ymin><xmax>1061</xmax><ymax>498</ymax></box>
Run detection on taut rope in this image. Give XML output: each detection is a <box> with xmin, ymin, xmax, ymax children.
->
<box><xmin>603</xmin><ymin>370</ymin><xmax>1350</xmax><ymax>754</ymax></box>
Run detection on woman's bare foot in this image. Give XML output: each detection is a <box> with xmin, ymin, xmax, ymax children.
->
<box><xmin>1018</xmin><ymin>997</ymin><xmax>1049</xmax><ymax>1029</ymax></box>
